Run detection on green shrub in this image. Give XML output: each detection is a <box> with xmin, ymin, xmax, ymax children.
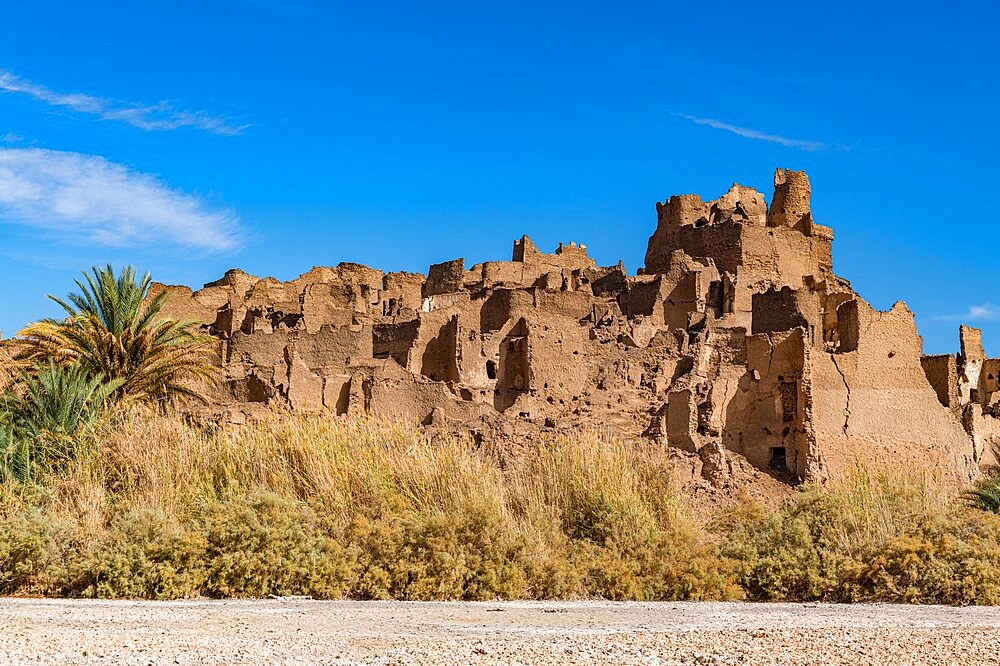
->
<box><xmin>716</xmin><ymin>473</ymin><xmax>1000</xmax><ymax>605</ymax></box>
<box><xmin>839</xmin><ymin>510</ymin><xmax>1000</xmax><ymax>604</ymax></box>
<box><xmin>64</xmin><ymin>508</ymin><xmax>207</xmax><ymax>599</ymax></box>
<box><xmin>964</xmin><ymin>475</ymin><xmax>1000</xmax><ymax>513</ymax></box>
<box><xmin>716</xmin><ymin>499</ymin><xmax>833</xmax><ymax>601</ymax></box>
<box><xmin>0</xmin><ymin>506</ymin><xmax>75</xmax><ymax>595</ymax></box>
<box><xmin>198</xmin><ymin>492</ymin><xmax>349</xmax><ymax>598</ymax></box>
<box><xmin>343</xmin><ymin>506</ymin><xmax>527</xmax><ymax>601</ymax></box>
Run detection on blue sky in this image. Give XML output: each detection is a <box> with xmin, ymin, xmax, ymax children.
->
<box><xmin>0</xmin><ymin>0</ymin><xmax>995</xmax><ymax>354</ymax></box>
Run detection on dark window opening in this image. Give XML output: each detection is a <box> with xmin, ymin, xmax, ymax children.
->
<box><xmin>971</xmin><ymin>389</ymin><xmax>980</xmax><ymax>402</ymax></box>
<box><xmin>769</xmin><ymin>446</ymin><xmax>787</xmax><ymax>470</ymax></box>
<box><xmin>486</xmin><ymin>360</ymin><xmax>497</xmax><ymax>379</ymax></box>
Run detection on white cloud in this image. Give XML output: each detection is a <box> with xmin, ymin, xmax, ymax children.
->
<box><xmin>674</xmin><ymin>113</ymin><xmax>829</xmax><ymax>151</ymax></box>
<box><xmin>0</xmin><ymin>148</ymin><xmax>240</xmax><ymax>252</ymax></box>
<box><xmin>968</xmin><ymin>305</ymin><xmax>999</xmax><ymax>320</ymax></box>
<box><xmin>935</xmin><ymin>304</ymin><xmax>1000</xmax><ymax>322</ymax></box>
<box><xmin>0</xmin><ymin>69</ymin><xmax>248</xmax><ymax>136</ymax></box>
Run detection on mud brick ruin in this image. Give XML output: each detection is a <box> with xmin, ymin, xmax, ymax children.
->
<box><xmin>127</xmin><ymin>169</ymin><xmax>995</xmax><ymax>485</ymax></box>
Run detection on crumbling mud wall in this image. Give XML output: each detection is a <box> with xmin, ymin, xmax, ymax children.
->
<box><xmin>80</xmin><ymin>168</ymin><xmax>984</xmax><ymax>487</ymax></box>
<box><xmin>921</xmin><ymin>324</ymin><xmax>1000</xmax><ymax>469</ymax></box>
<box><xmin>812</xmin><ymin>301</ymin><xmax>974</xmax><ymax>482</ymax></box>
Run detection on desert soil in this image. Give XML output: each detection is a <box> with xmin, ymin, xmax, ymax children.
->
<box><xmin>1</xmin><ymin>598</ymin><xmax>999</xmax><ymax>665</ymax></box>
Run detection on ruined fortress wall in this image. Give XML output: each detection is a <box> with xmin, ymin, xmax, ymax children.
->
<box><xmin>644</xmin><ymin>221</ymin><xmax>833</xmax><ymax>343</ymax></box>
<box><xmin>810</xmin><ymin>301</ymin><xmax>975</xmax><ymax>483</ymax></box>
<box><xmin>722</xmin><ymin>329</ymin><xmax>813</xmax><ymax>479</ymax></box>
<box><xmin>922</xmin><ymin>354</ymin><xmax>960</xmax><ymax>414</ymax></box>
<box><xmin>103</xmin><ymin>168</ymin><xmax>991</xmax><ymax>489</ymax></box>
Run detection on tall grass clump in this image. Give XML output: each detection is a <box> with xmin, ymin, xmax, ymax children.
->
<box><xmin>509</xmin><ymin>434</ymin><xmax>738</xmax><ymax>599</ymax></box>
<box><xmin>0</xmin><ymin>408</ymin><xmax>738</xmax><ymax>600</ymax></box>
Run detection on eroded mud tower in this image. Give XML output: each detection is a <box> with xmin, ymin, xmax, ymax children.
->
<box><xmin>145</xmin><ymin>168</ymin><xmax>993</xmax><ymax>486</ymax></box>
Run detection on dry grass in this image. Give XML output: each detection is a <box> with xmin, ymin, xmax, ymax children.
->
<box><xmin>0</xmin><ymin>407</ymin><xmax>998</xmax><ymax>603</ymax></box>
<box><xmin>0</xmin><ymin>407</ymin><xmax>731</xmax><ymax>600</ymax></box>
<box><xmin>0</xmin><ymin>342</ymin><xmax>22</xmax><ymax>393</ymax></box>
<box><xmin>819</xmin><ymin>465</ymin><xmax>951</xmax><ymax>555</ymax></box>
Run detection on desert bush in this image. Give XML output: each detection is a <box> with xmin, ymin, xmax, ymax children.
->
<box><xmin>64</xmin><ymin>508</ymin><xmax>207</xmax><ymax>599</ymax></box>
<box><xmin>717</xmin><ymin>468</ymin><xmax>1000</xmax><ymax>604</ymax></box>
<box><xmin>198</xmin><ymin>492</ymin><xmax>352</xmax><ymax>598</ymax></box>
<box><xmin>0</xmin><ymin>503</ymin><xmax>75</xmax><ymax>595</ymax></box>
<box><xmin>839</xmin><ymin>511</ymin><xmax>1000</xmax><ymax>604</ymax></box>
<box><xmin>342</xmin><ymin>507</ymin><xmax>527</xmax><ymax>600</ymax></box>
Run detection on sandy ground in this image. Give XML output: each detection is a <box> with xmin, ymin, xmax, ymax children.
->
<box><xmin>1</xmin><ymin>599</ymin><xmax>999</xmax><ymax>665</ymax></box>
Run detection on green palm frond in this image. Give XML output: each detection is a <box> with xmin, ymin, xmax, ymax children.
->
<box><xmin>0</xmin><ymin>421</ymin><xmax>30</xmax><ymax>484</ymax></box>
<box><xmin>964</xmin><ymin>443</ymin><xmax>1000</xmax><ymax>513</ymax></box>
<box><xmin>964</xmin><ymin>476</ymin><xmax>1000</xmax><ymax>513</ymax></box>
<box><xmin>3</xmin><ymin>360</ymin><xmax>120</xmax><ymax>437</ymax></box>
<box><xmin>0</xmin><ymin>360</ymin><xmax>123</xmax><ymax>481</ymax></box>
<box><xmin>16</xmin><ymin>264</ymin><xmax>219</xmax><ymax>404</ymax></box>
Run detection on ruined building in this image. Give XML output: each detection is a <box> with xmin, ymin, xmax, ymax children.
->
<box><xmin>146</xmin><ymin>168</ymin><xmax>986</xmax><ymax>486</ymax></box>
<box><xmin>923</xmin><ymin>325</ymin><xmax>1000</xmax><ymax>470</ymax></box>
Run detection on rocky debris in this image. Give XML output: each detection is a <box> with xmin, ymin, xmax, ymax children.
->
<box><xmin>116</xmin><ymin>168</ymin><xmax>988</xmax><ymax>487</ymax></box>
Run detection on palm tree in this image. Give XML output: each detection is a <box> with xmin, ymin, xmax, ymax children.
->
<box><xmin>0</xmin><ymin>360</ymin><xmax>122</xmax><ymax>481</ymax></box>
<box><xmin>17</xmin><ymin>264</ymin><xmax>219</xmax><ymax>403</ymax></box>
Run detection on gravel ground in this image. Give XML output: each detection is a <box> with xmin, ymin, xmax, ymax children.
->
<box><xmin>1</xmin><ymin>599</ymin><xmax>999</xmax><ymax>665</ymax></box>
